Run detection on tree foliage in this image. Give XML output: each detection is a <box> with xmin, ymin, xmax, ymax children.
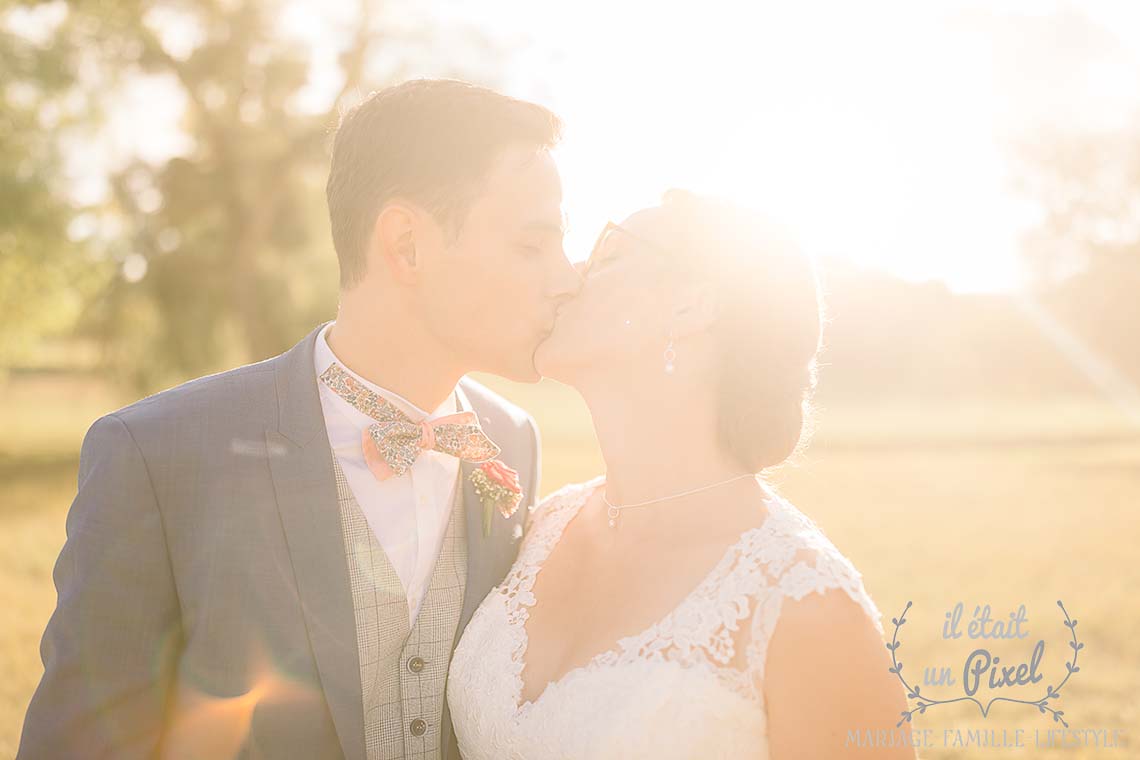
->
<box><xmin>1014</xmin><ymin>127</ymin><xmax>1140</xmax><ymax>381</ymax></box>
<box><xmin>0</xmin><ymin>2</ymin><xmax>109</xmax><ymax>365</ymax></box>
<box><xmin>2</xmin><ymin>0</ymin><xmax>496</xmax><ymax>389</ymax></box>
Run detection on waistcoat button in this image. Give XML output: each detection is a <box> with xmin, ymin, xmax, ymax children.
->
<box><xmin>407</xmin><ymin>656</ymin><xmax>425</xmax><ymax>673</ymax></box>
<box><xmin>410</xmin><ymin>718</ymin><xmax>427</xmax><ymax>736</ymax></box>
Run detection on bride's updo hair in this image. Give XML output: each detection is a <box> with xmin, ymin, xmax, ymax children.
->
<box><xmin>660</xmin><ymin>189</ymin><xmax>822</xmax><ymax>472</ymax></box>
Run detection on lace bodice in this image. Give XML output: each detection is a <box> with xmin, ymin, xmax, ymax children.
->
<box><xmin>447</xmin><ymin>476</ymin><xmax>884</xmax><ymax>760</ymax></box>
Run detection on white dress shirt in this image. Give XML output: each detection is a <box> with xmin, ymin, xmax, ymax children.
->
<box><xmin>314</xmin><ymin>323</ymin><xmax>461</xmax><ymax>625</ymax></box>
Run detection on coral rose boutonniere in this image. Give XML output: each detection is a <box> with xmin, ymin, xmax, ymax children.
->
<box><xmin>470</xmin><ymin>459</ymin><xmax>523</xmax><ymax>537</ymax></box>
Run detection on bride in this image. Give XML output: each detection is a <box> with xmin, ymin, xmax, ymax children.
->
<box><xmin>447</xmin><ymin>190</ymin><xmax>913</xmax><ymax>759</ymax></box>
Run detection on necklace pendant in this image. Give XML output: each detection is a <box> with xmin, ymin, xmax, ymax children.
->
<box><xmin>607</xmin><ymin>504</ymin><xmax>620</xmax><ymax>529</ymax></box>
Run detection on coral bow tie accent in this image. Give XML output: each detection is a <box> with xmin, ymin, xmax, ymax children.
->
<box><xmin>319</xmin><ymin>364</ymin><xmax>500</xmax><ymax>481</ymax></box>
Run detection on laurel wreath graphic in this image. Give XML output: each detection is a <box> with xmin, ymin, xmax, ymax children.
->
<box><xmin>887</xmin><ymin>600</ymin><xmax>1082</xmax><ymax>728</ymax></box>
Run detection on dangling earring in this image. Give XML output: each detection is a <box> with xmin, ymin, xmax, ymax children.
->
<box><xmin>663</xmin><ymin>329</ymin><xmax>676</xmax><ymax>375</ymax></box>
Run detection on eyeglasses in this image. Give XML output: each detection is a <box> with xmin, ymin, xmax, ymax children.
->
<box><xmin>581</xmin><ymin>221</ymin><xmax>677</xmax><ymax>278</ymax></box>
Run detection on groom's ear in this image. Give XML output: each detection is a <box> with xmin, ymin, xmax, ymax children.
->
<box><xmin>372</xmin><ymin>201</ymin><xmax>422</xmax><ymax>284</ymax></box>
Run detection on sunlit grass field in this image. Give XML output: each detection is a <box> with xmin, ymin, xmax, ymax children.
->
<box><xmin>2</xmin><ymin>372</ymin><xmax>1137</xmax><ymax>758</ymax></box>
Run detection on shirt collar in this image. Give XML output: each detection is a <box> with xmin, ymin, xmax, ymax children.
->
<box><xmin>314</xmin><ymin>322</ymin><xmax>458</xmax><ymax>423</ymax></box>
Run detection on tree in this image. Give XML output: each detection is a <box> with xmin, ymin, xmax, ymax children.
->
<box><xmin>1015</xmin><ymin>129</ymin><xmax>1140</xmax><ymax>287</ymax></box>
<box><xmin>2</xmin><ymin>0</ymin><xmax>502</xmax><ymax>389</ymax></box>
<box><xmin>0</xmin><ymin>2</ymin><xmax>109</xmax><ymax>367</ymax></box>
<box><xmin>1014</xmin><ymin>127</ymin><xmax>1140</xmax><ymax>381</ymax></box>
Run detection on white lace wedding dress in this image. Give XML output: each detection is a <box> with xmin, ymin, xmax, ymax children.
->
<box><xmin>447</xmin><ymin>476</ymin><xmax>885</xmax><ymax>759</ymax></box>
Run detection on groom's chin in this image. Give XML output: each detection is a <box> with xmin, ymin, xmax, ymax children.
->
<box><xmin>514</xmin><ymin>363</ymin><xmax>544</xmax><ymax>384</ymax></box>
<box><xmin>491</xmin><ymin>351</ymin><xmax>543</xmax><ymax>384</ymax></box>
<box><xmin>530</xmin><ymin>338</ymin><xmax>560</xmax><ymax>382</ymax></box>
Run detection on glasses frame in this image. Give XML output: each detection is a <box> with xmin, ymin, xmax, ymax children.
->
<box><xmin>581</xmin><ymin>221</ymin><xmax>677</xmax><ymax>278</ymax></box>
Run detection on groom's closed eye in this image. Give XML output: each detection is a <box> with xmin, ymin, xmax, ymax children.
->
<box><xmin>517</xmin><ymin>221</ymin><xmax>566</xmax><ymax>258</ymax></box>
<box><xmin>521</xmin><ymin>220</ymin><xmax>567</xmax><ymax>243</ymax></box>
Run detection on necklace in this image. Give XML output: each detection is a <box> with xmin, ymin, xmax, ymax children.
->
<box><xmin>601</xmin><ymin>473</ymin><xmax>755</xmax><ymax>528</ymax></box>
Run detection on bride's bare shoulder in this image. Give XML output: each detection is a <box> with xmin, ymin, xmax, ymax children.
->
<box><xmin>525</xmin><ymin>474</ymin><xmax>606</xmax><ymax>529</ymax></box>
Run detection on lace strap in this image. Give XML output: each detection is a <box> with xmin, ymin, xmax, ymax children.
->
<box><xmin>500</xmin><ymin>477</ymin><xmax>603</xmax><ymax>622</ymax></box>
<box><xmin>743</xmin><ymin>497</ymin><xmax>885</xmax><ymax>685</ymax></box>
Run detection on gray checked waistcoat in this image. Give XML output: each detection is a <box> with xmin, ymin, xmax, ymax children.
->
<box><xmin>333</xmin><ymin>458</ymin><xmax>466</xmax><ymax>760</ymax></box>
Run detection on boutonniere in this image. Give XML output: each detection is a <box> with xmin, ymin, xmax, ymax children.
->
<box><xmin>471</xmin><ymin>459</ymin><xmax>524</xmax><ymax>537</ymax></box>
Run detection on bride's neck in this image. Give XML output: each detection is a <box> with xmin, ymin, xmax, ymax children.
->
<box><xmin>576</xmin><ymin>377</ymin><xmax>745</xmax><ymax>506</ymax></box>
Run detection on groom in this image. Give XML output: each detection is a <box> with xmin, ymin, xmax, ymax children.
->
<box><xmin>19</xmin><ymin>79</ymin><xmax>579</xmax><ymax>760</ymax></box>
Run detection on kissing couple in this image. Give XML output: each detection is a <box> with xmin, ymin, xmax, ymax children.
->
<box><xmin>20</xmin><ymin>79</ymin><xmax>913</xmax><ymax>759</ymax></box>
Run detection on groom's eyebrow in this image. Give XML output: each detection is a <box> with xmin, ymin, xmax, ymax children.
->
<box><xmin>522</xmin><ymin>220</ymin><xmax>567</xmax><ymax>236</ymax></box>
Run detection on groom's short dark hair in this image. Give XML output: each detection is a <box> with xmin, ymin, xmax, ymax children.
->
<box><xmin>326</xmin><ymin>79</ymin><xmax>563</xmax><ymax>287</ymax></box>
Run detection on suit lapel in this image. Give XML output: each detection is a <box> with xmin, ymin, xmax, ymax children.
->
<box><xmin>452</xmin><ymin>381</ymin><xmax>525</xmax><ymax>637</ymax></box>
<box><xmin>266</xmin><ymin>325</ymin><xmax>365</xmax><ymax>760</ymax></box>
<box><xmin>453</xmin><ymin>383</ymin><xmax>489</xmax><ymax>638</ymax></box>
<box><xmin>441</xmin><ymin>384</ymin><xmax>485</xmax><ymax>760</ymax></box>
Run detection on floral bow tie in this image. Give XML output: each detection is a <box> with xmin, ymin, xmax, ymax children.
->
<box><xmin>319</xmin><ymin>364</ymin><xmax>501</xmax><ymax>481</ymax></box>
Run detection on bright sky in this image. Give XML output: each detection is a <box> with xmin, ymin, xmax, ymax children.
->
<box><xmin>472</xmin><ymin>0</ymin><xmax>1140</xmax><ymax>293</ymax></box>
<box><xmin>13</xmin><ymin>0</ymin><xmax>1140</xmax><ymax>293</ymax></box>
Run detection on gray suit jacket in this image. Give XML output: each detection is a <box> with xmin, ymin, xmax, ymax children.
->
<box><xmin>18</xmin><ymin>325</ymin><xmax>539</xmax><ymax>760</ymax></box>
